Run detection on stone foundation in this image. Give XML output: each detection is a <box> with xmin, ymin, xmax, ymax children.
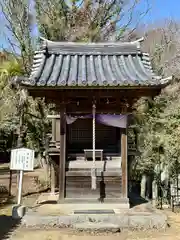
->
<box><xmin>22</xmin><ymin>210</ymin><xmax>167</xmax><ymax>230</ymax></box>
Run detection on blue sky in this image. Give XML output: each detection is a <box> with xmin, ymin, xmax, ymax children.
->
<box><xmin>0</xmin><ymin>0</ymin><xmax>180</xmax><ymax>48</ymax></box>
<box><xmin>143</xmin><ymin>0</ymin><xmax>180</xmax><ymax>23</ymax></box>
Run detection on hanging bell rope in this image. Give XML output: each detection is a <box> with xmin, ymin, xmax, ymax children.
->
<box><xmin>91</xmin><ymin>103</ymin><xmax>96</xmax><ymax>190</ymax></box>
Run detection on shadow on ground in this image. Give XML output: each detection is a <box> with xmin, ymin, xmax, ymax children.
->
<box><xmin>38</xmin><ymin>200</ymin><xmax>57</xmax><ymax>205</ymax></box>
<box><xmin>0</xmin><ymin>195</ymin><xmax>19</xmax><ymax>239</ymax></box>
<box><xmin>0</xmin><ymin>215</ymin><xmax>20</xmax><ymax>239</ymax></box>
<box><xmin>129</xmin><ymin>192</ymin><xmax>148</xmax><ymax>208</ymax></box>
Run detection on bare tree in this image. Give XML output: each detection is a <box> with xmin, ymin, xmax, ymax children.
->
<box><xmin>141</xmin><ymin>20</ymin><xmax>180</xmax><ymax>77</ymax></box>
<box><xmin>35</xmin><ymin>0</ymin><xmax>150</xmax><ymax>42</ymax></box>
<box><xmin>132</xmin><ymin>19</ymin><xmax>180</xmax><ymax>205</ymax></box>
<box><xmin>0</xmin><ymin>0</ymin><xmax>35</xmax><ymax>74</ymax></box>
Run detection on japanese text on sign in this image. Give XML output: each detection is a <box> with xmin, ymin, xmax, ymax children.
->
<box><xmin>10</xmin><ymin>148</ymin><xmax>34</xmax><ymax>171</ymax></box>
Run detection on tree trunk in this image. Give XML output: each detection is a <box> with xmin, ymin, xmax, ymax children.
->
<box><xmin>152</xmin><ymin>179</ymin><xmax>158</xmax><ymax>206</ymax></box>
<box><xmin>141</xmin><ymin>174</ymin><xmax>147</xmax><ymax>198</ymax></box>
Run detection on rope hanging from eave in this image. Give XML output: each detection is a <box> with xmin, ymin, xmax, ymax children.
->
<box><xmin>91</xmin><ymin>103</ymin><xmax>96</xmax><ymax>190</ymax></box>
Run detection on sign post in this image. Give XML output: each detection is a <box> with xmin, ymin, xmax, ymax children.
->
<box><xmin>10</xmin><ymin>147</ymin><xmax>35</xmax><ymax>206</ymax></box>
<box><xmin>17</xmin><ymin>170</ymin><xmax>23</xmax><ymax>205</ymax></box>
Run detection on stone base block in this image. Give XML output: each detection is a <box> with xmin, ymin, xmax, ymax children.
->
<box><xmin>22</xmin><ymin>211</ymin><xmax>167</xmax><ymax>230</ymax></box>
<box><xmin>73</xmin><ymin>222</ymin><xmax>121</xmax><ymax>233</ymax></box>
<box><xmin>12</xmin><ymin>205</ymin><xmax>27</xmax><ymax>219</ymax></box>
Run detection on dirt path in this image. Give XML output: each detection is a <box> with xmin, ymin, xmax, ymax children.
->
<box><xmin>0</xmin><ymin>166</ymin><xmax>47</xmax><ymax>205</ymax></box>
<box><xmin>9</xmin><ymin>228</ymin><xmax>180</xmax><ymax>240</ymax></box>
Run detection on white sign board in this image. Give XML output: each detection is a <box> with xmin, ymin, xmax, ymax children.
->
<box><xmin>10</xmin><ymin>147</ymin><xmax>35</xmax><ymax>171</ymax></box>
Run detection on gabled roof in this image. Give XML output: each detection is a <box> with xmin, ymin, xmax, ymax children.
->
<box><xmin>22</xmin><ymin>38</ymin><xmax>171</xmax><ymax>88</ymax></box>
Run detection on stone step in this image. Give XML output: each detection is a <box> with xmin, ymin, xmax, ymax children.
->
<box><xmin>63</xmin><ymin>198</ymin><xmax>129</xmax><ymax>205</ymax></box>
<box><xmin>73</xmin><ymin>222</ymin><xmax>120</xmax><ymax>232</ymax></box>
<box><xmin>74</xmin><ymin>209</ymin><xmax>115</xmax><ymax>214</ymax></box>
<box><xmin>67</xmin><ymin>160</ymin><xmax>121</xmax><ymax>169</ymax></box>
<box><xmin>22</xmin><ymin>211</ymin><xmax>167</xmax><ymax>230</ymax></box>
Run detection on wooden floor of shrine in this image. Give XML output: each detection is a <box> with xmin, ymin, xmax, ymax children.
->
<box><xmin>53</xmin><ymin>154</ymin><xmax>123</xmax><ymax>202</ymax></box>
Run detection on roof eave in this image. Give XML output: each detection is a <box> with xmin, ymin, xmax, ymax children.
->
<box><xmin>13</xmin><ymin>76</ymin><xmax>172</xmax><ymax>90</ymax></box>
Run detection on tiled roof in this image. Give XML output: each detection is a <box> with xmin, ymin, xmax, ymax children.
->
<box><xmin>23</xmin><ymin>39</ymin><xmax>170</xmax><ymax>87</ymax></box>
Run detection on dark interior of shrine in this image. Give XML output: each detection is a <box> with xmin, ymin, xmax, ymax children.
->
<box><xmin>67</xmin><ymin>118</ymin><xmax>121</xmax><ymax>160</ymax></box>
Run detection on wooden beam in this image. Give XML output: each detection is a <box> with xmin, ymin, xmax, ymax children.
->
<box><xmin>29</xmin><ymin>88</ymin><xmax>161</xmax><ymax>102</ymax></box>
<box><xmin>65</xmin><ymin>101</ymin><xmax>133</xmax><ymax>114</ymax></box>
<box><xmin>121</xmin><ymin>128</ymin><xmax>128</xmax><ymax>198</ymax></box>
<box><xmin>59</xmin><ymin>106</ymin><xmax>66</xmax><ymax>201</ymax></box>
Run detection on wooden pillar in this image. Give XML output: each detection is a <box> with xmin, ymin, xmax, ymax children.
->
<box><xmin>121</xmin><ymin>128</ymin><xmax>128</xmax><ymax>198</ymax></box>
<box><xmin>50</xmin><ymin>160</ymin><xmax>55</xmax><ymax>194</ymax></box>
<box><xmin>52</xmin><ymin>118</ymin><xmax>56</xmax><ymax>142</ymax></box>
<box><xmin>59</xmin><ymin>107</ymin><xmax>66</xmax><ymax>201</ymax></box>
<box><xmin>9</xmin><ymin>170</ymin><xmax>12</xmax><ymax>196</ymax></box>
<box><xmin>56</xmin><ymin>117</ymin><xmax>60</xmax><ymax>148</ymax></box>
<box><xmin>51</xmin><ymin>118</ymin><xmax>56</xmax><ymax>194</ymax></box>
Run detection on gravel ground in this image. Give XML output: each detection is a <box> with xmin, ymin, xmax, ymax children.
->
<box><xmin>1</xmin><ymin>166</ymin><xmax>180</xmax><ymax>240</ymax></box>
<box><xmin>8</xmin><ymin>224</ymin><xmax>180</xmax><ymax>240</ymax></box>
<box><xmin>0</xmin><ymin>196</ymin><xmax>180</xmax><ymax>240</ymax></box>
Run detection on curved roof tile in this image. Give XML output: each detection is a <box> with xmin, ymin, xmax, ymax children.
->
<box><xmin>25</xmin><ymin>39</ymin><xmax>171</xmax><ymax>87</ymax></box>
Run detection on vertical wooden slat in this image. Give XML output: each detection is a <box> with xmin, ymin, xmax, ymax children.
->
<box><xmin>59</xmin><ymin>106</ymin><xmax>66</xmax><ymax>201</ymax></box>
<box><xmin>56</xmin><ymin>117</ymin><xmax>60</xmax><ymax>146</ymax></box>
<box><xmin>9</xmin><ymin>170</ymin><xmax>12</xmax><ymax>196</ymax></box>
<box><xmin>52</xmin><ymin>118</ymin><xmax>56</xmax><ymax>142</ymax></box>
<box><xmin>121</xmin><ymin>128</ymin><xmax>128</xmax><ymax>198</ymax></box>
